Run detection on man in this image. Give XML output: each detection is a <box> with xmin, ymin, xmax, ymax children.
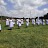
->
<box><xmin>6</xmin><ymin>18</ymin><xmax>9</xmax><ymax>26</ymax></box>
<box><xmin>0</xmin><ymin>20</ymin><xmax>1</xmax><ymax>32</ymax></box>
<box><xmin>26</xmin><ymin>18</ymin><xmax>29</xmax><ymax>28</ymax></box>
<box><xmin>21</xmin><ymin>19</ymin><xmax>24</xmax><ymax>25</ymax></box>
<box><xmin>18</xmin><ymin>18</ymin><xmax>21</xmax><ymax>29</ymax></box>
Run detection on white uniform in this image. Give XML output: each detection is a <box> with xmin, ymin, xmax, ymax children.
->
<box><xmin>9</xmin><ymin>19</ymin><xmax>14</xmax><ymax>28</ymax></box>
<box><xmin>32</xmin><ymin>19</ymin><xmax>35</xmax><ymax>25</ymax></box>
<box><xmin>12</xmin><ymin>19</ymin><xmax>15</xmax><ymax>25</ymax></box>
<box><xmin>18</xmin><ymin>19</ymin><xmax>21</xmax><ymax>27</ymax></box>
<box><xmin>6</xmin><ymin>19</ymin><xmax>9</xmax><ymax>25</ymax></box>
<box><xmin>40</xmin><ymin>19</ymin><xmax>42</xmax><ymax>24</ymax></box>
<box><xmin>26</xmin><ymin>19</ymin><xmax>29</xmax><ymax>26</ymax></box>
<box><xmin>46</xmin><ymin>19</ymin><xmax>48</xmax><ymax>24</ymax></box>
<box><xmin>0</xmin><ymin>24</ymin><xmax>1</xmax><ymax>30</ymax></box>
<box><xmin>42</xmin><ymin>19</ymin><xmax>45</xmax><ymax>25</ymax></box>
<box><xmin>17</xmin><ymin>19</ymin><xmax>18</xmax><ymax>25</ymax></box>
<box><xmin>37</xmin><ymin>20</ymin><xmax>40</xmax><ymax>25</ymax></box>
<box><xmin>21</xmin><ymin>19</ymin><xmax>23</xmax><ymax>24</ymax></box>
<box><xmin>0</xmin><ymin>20</ymin><xmax>1</xmax><ymax>30</ymax></box>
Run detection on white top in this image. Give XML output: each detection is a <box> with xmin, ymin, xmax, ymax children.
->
<box><xmin>21</xmin><ymin>19</ymin><xmax>23</xmax><ymax>21</ymax></box>
<box><xmin>0</xmin><ymin>24</ymin><xmax>1</xmax><ymax>30</ymax></box>
<box><xmin>18</xmin><ymin>19</ymin><xmax>21</xmax><ymax>23</ymax></box>
<box><xmin>12</xmin><ymin>19</ymin><xmax>15</xmax><ymax>24</ymax></box>
<box><xmin>17</xmin><ymin>19</ymin><xmax>19</xmax><ymax>25</ymax></box>
<box><xmin>21</xmin><ymin>19</ymin><xmax>23</xmax><ymax>24</ymax></box>
<box><xmin>6</xmin><ymin>19</ymin><xmax>9</xmax><ymax>25</ymax></box>
<box><xmin>26</xmin><ymin>19</ymin><xmax>29</xmax><ymax>26</ymax></box>
<box><xmin>32</xmin><ymin>19</ymin><xmax>35</xmax><ymax>23</ymax></box>
<box><xmin>26</xmin><ymin>19</ymin><xmax>29</xmax><ymax>22</ymax></box>
<box><xmin>9</xmin><ymin>19</ymin><xmax>14</xmax><ymax>28</ymax></box>
<box><xmin>18</xmin><ymin>19</ymin><xmax>21</xmax><ymax>26</ymax></box>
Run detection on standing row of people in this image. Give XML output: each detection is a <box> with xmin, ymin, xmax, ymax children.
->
<box><xmin>6</xmin><ymin>18</ymin><xmax>15</xmax><ymax>30</ymax></box>
<box><xmin>0</xmin><ymin>18</ymin><xmax>48</xmax><ymax>31</ymax></box>
<box><xmin>6</xmin><ymin>18</ymin><xmax>48</xmax><ymax>29</ymax></box>
<box><xmin>6</xmin><ymin>18</ymin><xmax>24</xmax><ymax>29</ymax></box>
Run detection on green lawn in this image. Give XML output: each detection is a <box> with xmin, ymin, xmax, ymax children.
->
<box><xmin>0</xmin><ymin>21</ymin><xmax>48</xmax><ymax>48</ymax></box>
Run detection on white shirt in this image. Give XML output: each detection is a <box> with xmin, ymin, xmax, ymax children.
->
<box><xmin>18</xmin><ymin>19</ymin><xmax>21</xmax><ymax>26</ymax></box>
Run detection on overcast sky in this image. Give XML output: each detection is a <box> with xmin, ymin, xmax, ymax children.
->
<box><xmin>0</xmin><ymin>0</ymin><xmax>48</xmax><ymax>18</ymax></box>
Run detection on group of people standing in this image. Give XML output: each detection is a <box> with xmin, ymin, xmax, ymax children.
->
<box><xmin>6</xmin><ymin>18</ymin><xmax>24</xmax><ymax>29</ymax></box>
<box><xmin>0</xmin><ymin>18</ymin><xmax>48</xmax><ymax>32</ymax></box>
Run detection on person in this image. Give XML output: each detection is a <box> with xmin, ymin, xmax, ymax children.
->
<box><xmin>12</xmin><ymin>18</ymin><xmax>15</xmax><ymax>27</ymax></box>
<box><xmin>21</xmin><ymin>19</ymin><xmax>23</xmax><ymax>25</ymax></box>
<box><xmin>0</xmin><ymin>20</ymin><xmax>1</xmax><ymax>32</ymax></box>
<box><xmin>46</xmin><ymin>19</ymin><xmax>48</xmax><ymax>25</ymax></box>
<box><xmin>18</xmin><ymin>18</ymin><xmax>21</xmax><ymax>29</ymax></box>
<box><xmin>40</xmin><ymin>19</ymin><xmax>42</xmax><ymax>24</ymax></box>
<box><xmin>26</xmin><ymin>18</ymin><xmax>29</xmax><ymax>28</ymax></box>
<box><xmin>37</xmin><ymin>19</ymin><xmax>40</xmax><ymax>25</ymax></box>
<box><xmin>42</xmin><ymin>19</ymin><xmax>45</xmax><ymax>25</ymax></box>
<box><xmin>12</xmin><ymin>18</ymin><xmax>14</xmax><ymax>27</ymax></box>
<box><xmin>6</xmin><ymin>18</ymin><xmax>9</xmax><ymax>26</ymax></box>
<box><xmin>32</xmin><ymin>19</ymin><xmax>35</xmax><ymax>26</ymax></box>
<box><xmin>9</xmin><ymin>18</ymin><xmax>14</xmax><ymax>30</ymax></box>
<box><xmin>13</xmin><ymin>19</ymin><xmax>15</xmax><ymax>25</ymax></box>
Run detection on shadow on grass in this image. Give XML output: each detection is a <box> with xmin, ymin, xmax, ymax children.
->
<box><xmin>7</xmin><ymin>29</ymin><xmax>12</xmax><ymax>30</ymax></box>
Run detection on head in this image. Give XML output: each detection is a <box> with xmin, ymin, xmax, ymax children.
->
<box><xmin>6</xmin><ymin>18</ymin><xmax>8</xmax><ymax>19</ymax></box>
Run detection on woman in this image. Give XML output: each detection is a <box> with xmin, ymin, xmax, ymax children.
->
<box><xmin>6</xmin><ymin>18</ymin><xmax>9</xmax><ymax>26</ymax></box>
<box><xmin>21</xmin><ymin>19</ymin><xmax>23</xmax><ymax>25</ymax></box>
<box><xmin>18</xmin><ymin>19</ymin><xmax>21</xmax><ymax>29</ymax></box>
<box><xmin>9</xmin><ymin>18</ymin><xmax>14</xmax><ymax>30</ymax></box>
<box><xmin>0</xmin><ymin>20</ymin><xmax>1</xmax><ymax>32</ymax></box>
<box><xmin>26</xmin><ymin>18</ymin><xmax>29</xmax><ymax>27</ymax></box>
<box><xmin>32</xmin><ymin>19</ymin><xmax>35</xmax><ymax>26</ymax></box>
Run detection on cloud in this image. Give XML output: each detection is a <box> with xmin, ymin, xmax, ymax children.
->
<box><xmin>0</xmin><ymin>0</ymin><xmax>7</xmax><ymax>5</ymax></box>
<box><xmin>9</xmin><ymin>0</ymin><xmax>47</xmax><ymax>7</ymax></box>
<box><xmin>0</xmin><ymin>0</ymin><xmax>48</xmax><ymax>18</ymax></box>
<box><xmin>43</xmin><ymin>0</ymin><xmax>48</xmax><ymax>3</ymax></box>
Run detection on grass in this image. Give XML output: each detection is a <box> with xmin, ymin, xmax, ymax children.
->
<box><xmin>0</xmin><ymin>21</ymin><xmax>48</xmax><ymax>48</ymax></box>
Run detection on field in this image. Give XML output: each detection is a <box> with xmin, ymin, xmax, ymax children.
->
<box><xmin>0</xmin><ymin>21</ymin><xmax>48</xmax><ymax>48</ymax></box>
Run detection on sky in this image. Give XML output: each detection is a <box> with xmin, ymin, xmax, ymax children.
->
<box><xmin>0</xmin><ymin>0</ymin><xmax>48</xmax><ymax>18</ymax></box>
